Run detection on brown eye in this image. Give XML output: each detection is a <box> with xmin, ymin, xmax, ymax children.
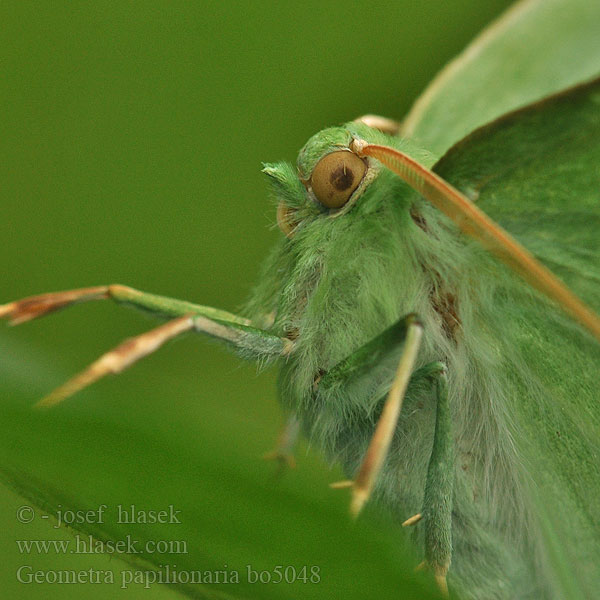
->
<box><xmin>310</xmin><ymin>151</ymin><xmax>367</xmax><ymax>209</ymax></box>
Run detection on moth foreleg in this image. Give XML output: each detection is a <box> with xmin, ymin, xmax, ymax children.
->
<box><xmin>1</xmin><ymin>286</ymin><xmax>293</xmax><ymax>407</ymax></box>
<box><xmin>0</xmin><ymin>285</ymin><xmax>251</xmax><ymax>326</ymax></box>
<box><xmin>35</xmin><ymin>315</ymin><xmax>196</xmax><ymax>408</ymax></box>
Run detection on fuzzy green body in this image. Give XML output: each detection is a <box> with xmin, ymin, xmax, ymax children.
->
<box><xmin>244</xmin><ymin>109</ymin><xmax>600</xmax><ymax>599</ymax></box>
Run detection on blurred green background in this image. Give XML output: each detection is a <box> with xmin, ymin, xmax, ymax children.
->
<box><xmin>1</xmin><ymin>1</ymin><xmax>513</xmax><ymax>598</ymax></box>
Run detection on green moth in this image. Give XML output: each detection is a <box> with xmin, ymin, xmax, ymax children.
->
<box><xmin>2</xmin><ymin>2</ymin><xmax>600</xmax><ymax>599</ymax></box>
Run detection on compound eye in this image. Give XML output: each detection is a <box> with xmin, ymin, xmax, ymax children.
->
<box><xmin>310</xmin><ymin>151</ymin><xmax>367</xmax><ymax>209</ymax></box>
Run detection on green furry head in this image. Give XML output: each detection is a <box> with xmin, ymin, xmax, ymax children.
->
<box><xmin>262</xmin><ymin>122</ymin><xmax>435</xmax><ymax>217</ymax></box>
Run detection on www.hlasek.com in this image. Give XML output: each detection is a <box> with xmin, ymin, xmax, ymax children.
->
<box><xmin>17</xmin><ymin>534</ymin><xmax>188</xmax><ymax>556</ymax></box>
<box><xmin>16</xmin><ymin>564</ymin><xmax>322</xmax><ymax>588</ymax></box>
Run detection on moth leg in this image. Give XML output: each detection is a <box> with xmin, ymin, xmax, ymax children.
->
<box><xmin>1</xmin><ymin>286</ymin><xmax>293</xmax><ymax>407</ymax></box>
<box><xmin>1</xmin><ymin>284</ymin><xmax>292</xmax><ymax>360</ymax></box>
<box><xmin>34</xmin><ymin>312</ymin><xmax>291</xmax><ymax>408</ymax></box>
<box><xmin>263</xmin><ymin>414</ymin><xmax>300</xmax><ymax>471</ymax></box>
<box><xmin>404</xmin><ymin>363</ymin><xmax>453</xmax><ymax>597</ymax></box>
<box><xmin>327</xmin><ymin>315</ymin><xmax>424</xmax><ymax>517</ymax></box>
<box><xmin>35</xmin><ymin>315</ymin><xmax>195</xmax><ymax>408</ymax></box>
<box><xmin>0</xmin><ymin>284</ymin><xmax>251</xmax><ymax>327</ymax></box>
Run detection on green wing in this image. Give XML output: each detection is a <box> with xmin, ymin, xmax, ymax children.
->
<box><xmin>402</xmin><ymin>0</ymin><xmax>600</xmax><ymax>157</ymax></box>
<box><xmin>434</xmin><ymin>78</ymin><xmax>600</xmax><ymax>310</ymax></box>
<box><xmin>434</xmin><ymin>78</ymin><xmax>600</xmax><ymax>598</ymax></box>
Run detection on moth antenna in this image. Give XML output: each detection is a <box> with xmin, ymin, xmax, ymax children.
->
<box><xmin>352</xmin><ymin>141</ymin><xmax>600</xmax><ymax>343</ymax></box>
<box><xmin>353</xmin><ymin>114</ymin><xmax>401</xmax><ymax>136</ymax></box>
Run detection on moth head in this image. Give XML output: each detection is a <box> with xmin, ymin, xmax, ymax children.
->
<box><xmin>263</xmin><ymin>122</ymin><xmax>390</xmax><ymax>238</ymax></box>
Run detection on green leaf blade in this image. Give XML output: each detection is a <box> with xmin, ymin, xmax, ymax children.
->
<box><xmin>403</xmin><ymin>0</ymin><xmax>600</xmax><ymax>156</ymax></box>
<box><xmin>0</xmin><ymin>397</ymin><xmax>445</xmax><ymax>600</ymax></box>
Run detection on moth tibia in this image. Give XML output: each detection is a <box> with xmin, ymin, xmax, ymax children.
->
<box><xmin>329</xmin><ymin>480</ymin><xmax>353</xmax><ymax>489</ymax></box>
<box><xmin>402</xmin><ymin>513</ymin><xmax>423</xmax><ymax>527</ymax></box>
